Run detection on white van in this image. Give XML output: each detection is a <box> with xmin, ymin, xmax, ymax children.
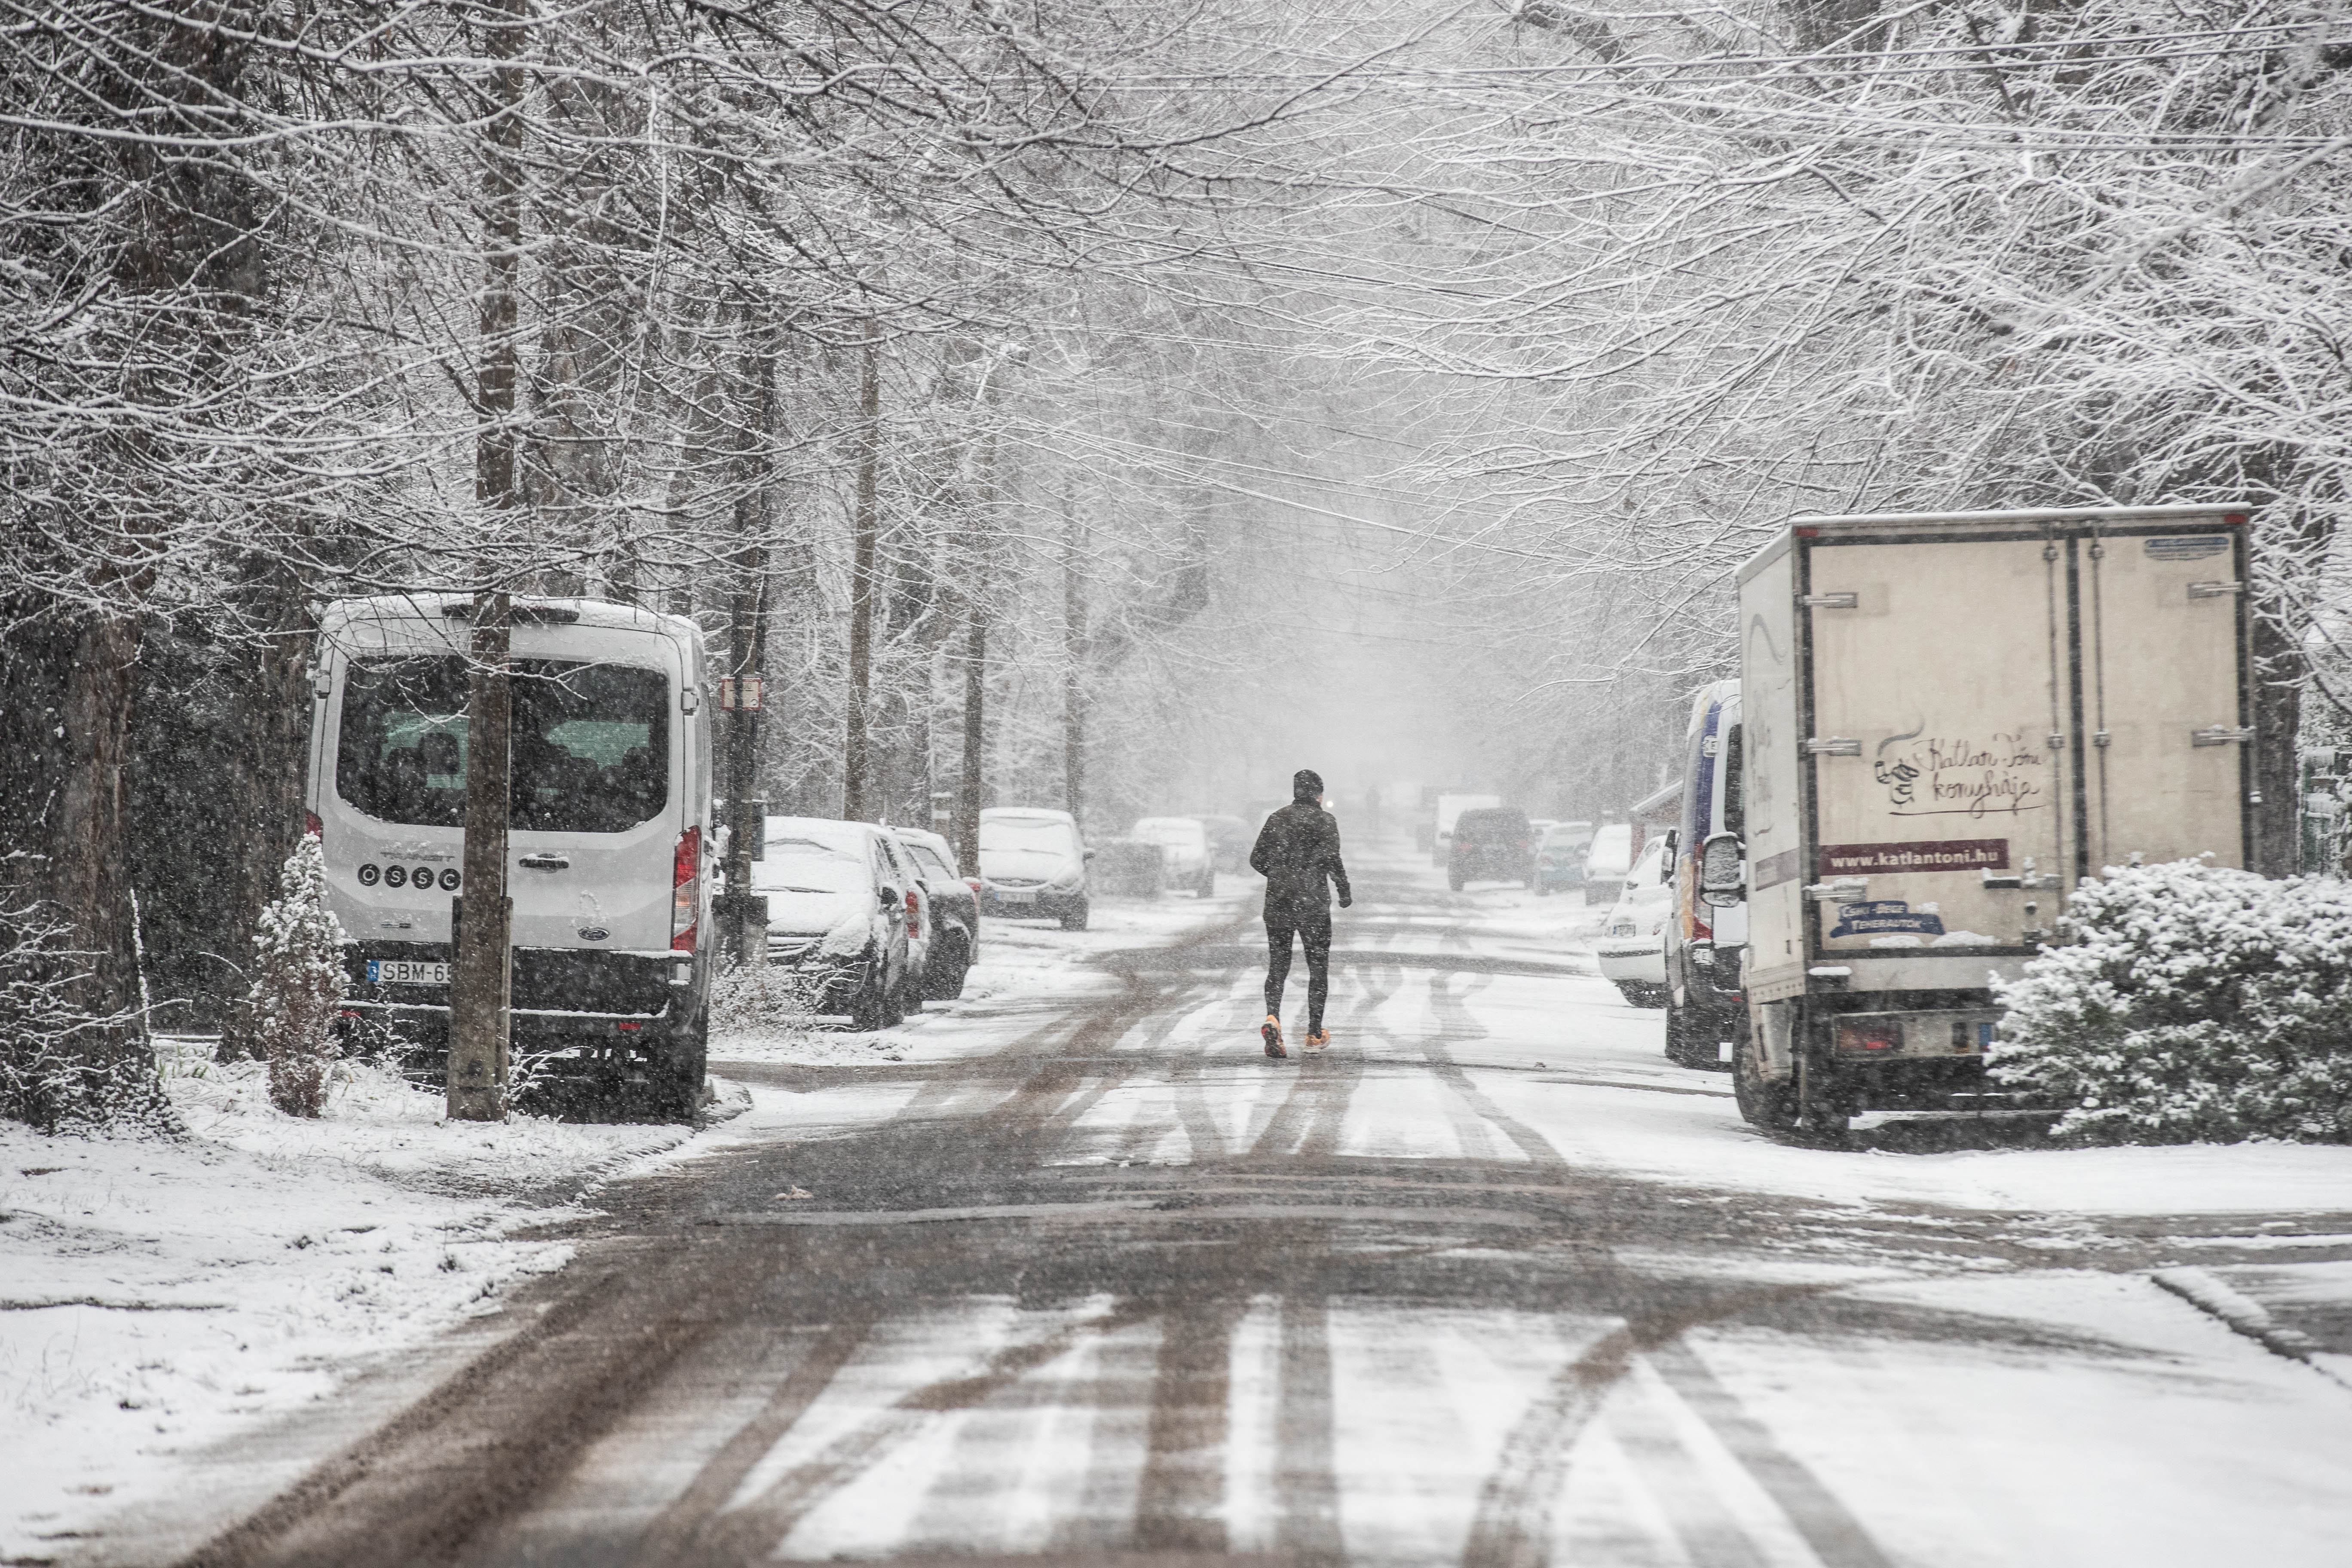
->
<box><xmin>305</xmin><ymin>595</ymin><xmax>714</xmax><ymax>1117</ymax></box>
<box><xmin>1583</xmin><ymin>822</ymin><xmax>1634</xmax><ymax>903</ymax></box>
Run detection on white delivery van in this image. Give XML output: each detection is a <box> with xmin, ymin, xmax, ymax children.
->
<box><xmin>305</xmin><ymin>595</ymin><xmax>714</xmax><ymax>1117</ymax></box>
<box><xmin>1707</xmin><ymin>504</ymin><xmax>2255</xmax><ymax>1136</ymax></box>
<box><xmin>1660</xmin><ymin>680</ymin><xmax>1746</xmax><ymax>1069</ymax></box>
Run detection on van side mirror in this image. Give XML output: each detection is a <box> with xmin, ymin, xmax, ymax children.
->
<box><xmin>1083</xmin><ymin>848</ymin><xmax>1096</xmax><ymax>861</ymax></box>
<box><xmin>1699</xmin><ymin>831</ymin><xmax>1746</xmax><ymax>906</ymax></box>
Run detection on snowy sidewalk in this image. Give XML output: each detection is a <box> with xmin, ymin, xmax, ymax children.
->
<box><xmin>0</xmin><ymin>1051</ymin><xmax>732</xmax><ymax>1562</ymax></box>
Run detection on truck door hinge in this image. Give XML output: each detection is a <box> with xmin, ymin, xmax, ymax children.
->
<box><xmin>2192</xmin><ymin>725</ymin><xmax>2255</xmax><ymax>747</ymax></box>
<box><xmin>2187</xmin><ymin>581</ymin><xmax>2244</xmax><ymax>599</ymax></box>
<box><xmin>1804</xmin><ymin>879</ymin><xmax>1869</xmax><ymax>902</ymax></box>
<box><xmin>1802</xmin><ymin>736</ymin><xmax>1862</xmax><ymax>756</ymax></box>
<box><xmin>1982</xmin><ymin>868</ymin><xmax>2057</xmax><ymax>890</ymax></box>
<box><xmin>1799</xmin><ymin>592</ymin><xmax>1858</xmax><ymax>609</ymax></box>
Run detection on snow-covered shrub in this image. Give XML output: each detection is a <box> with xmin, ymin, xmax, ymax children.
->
<box><xmin>245</xmin><ymin>834</ymin><xmax>348</xmax><ymax>1118</ymax></box>
<box><xmin>0</xmin><ymin>859</ymin><xmax>173</xmax><ymax>1134</ymax></box>
<box><xmin>1990</xmin><ymin>860</ymin><xmax>2352</xmax><ymax>1144</ymax></box>
<box><xmin>708</xmin><ymin>954</ymin><xmax>817</xmax><ymax>1043</ymax></box>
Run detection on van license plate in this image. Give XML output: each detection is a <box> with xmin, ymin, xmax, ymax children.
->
<box><xmin>368</xmin><ymin>960</ymin><xmax>451</xmax><ymax>985</ymax></box>
<box><xmin>994</xmin><ymin>889</ymin><xmax>1035</xmax><ymax>905</ymax></box>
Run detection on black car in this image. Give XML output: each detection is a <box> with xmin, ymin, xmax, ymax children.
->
<box><xmin>1192</xmin><ymin>814</ymin><xmax>1254</xmax><ymax>875</ymax></box>
<box><xmin>1448</xmin><ymin>806</ymin><xmax>1534</xmax><ymax>891</ymax></box>
<box><xmin>891</xmin><ymin>827</ymin><xmax>979</xmax><ymax>999</ymax></box>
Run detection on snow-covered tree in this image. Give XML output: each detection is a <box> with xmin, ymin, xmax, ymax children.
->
<box><xmin>244</xmin><ymin>835</ymin><xmax>349</xmax><ymax>1119</ymax></box>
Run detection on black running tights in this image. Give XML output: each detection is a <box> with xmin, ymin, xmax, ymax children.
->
<box><xmin>1264</xmin><ymin>903</ymin><xmax>1333</xmax><ymax>1032</ymax></box>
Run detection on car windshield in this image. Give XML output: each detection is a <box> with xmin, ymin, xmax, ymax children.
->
<box><xmin>909</xmin><ymin>845</ymin><xmax>958</xmax><ymax>881</ymax></box>
<box><xmin>981</xmin><ymin>818</ymin><xmax>1076</xmax><ymax>857</ymax></box>
<box><xmin>336</xmin><ymin>655</ymin><xmax>668</xmax><ymax>832</ymax></box>
<box><xmin>751</xmin><ymin>836</ymin><xmax>869</xmax><ymax>895</ymax></box>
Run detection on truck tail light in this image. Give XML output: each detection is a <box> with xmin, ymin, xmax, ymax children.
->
<box><xmin>1691</xmin><ymin>916</ymin><xmax>1712</xmax><ymax>941</ymax></box>
<box><xmin>1835</xmin><ymin>1020</ymin><xmax>1901</xmax><ymax>1055</ymax></box>
<box><xmin>905</xmin><ymin>889</ymin><xmax>921</xmax><ymax>940</ymax></box>
<box><xmin>672</xmin><ymin>826</ymin><xmax>701</xmax><ymax>952</ymax></box>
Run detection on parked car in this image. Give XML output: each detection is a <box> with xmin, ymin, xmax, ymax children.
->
<box><xmin>308</xmin><ymin>594</ymin><xmax>713</xmax><ymax>1121</ymax></box>
<box><xmin>1662</xmin><ymin>680</ymin><xmax>1744</xmax><ymax>1070</ymax></box>
<box><xmin>1448</xmin><ymin>805</ymin><xmax>1534</xmax><ymax>891</ymax></box>
<box><xmin>1430</xmin><ymin>791</ymin><xmax>1502</xmax><ymax>865</ymax></box>
<box><xmin>1594</xmin><ymin>834</ymin><xmax>1673</xmax><ymax>1007</ymax></box>
<box><xmin>890</xmin><ymin>825</ymin><xmax>978</xmax><ymax>1000</ymax></box>
<box><xmin>1131</xmin><ymin>816</ymin><xmax>1215</xmax><ymax>896</ymax></box>
<box><xmin>756</xmin><ymin>816</ymin><xmax>925</xmax><ymax>1029</ymax></box>
<box><xmin>1090</xmin><ymin>839</ymin><xmax>1167</xmax><ymax>897</ymax></box>
<box><xmin>1192</xmin><ymin>814</ymin><xmax>1253</xmax><ymax>874</ymax></box>
<box><xmin>977</xmin><ymin>807</ymin><xmax>1090</xmax><ymax>929</ymax></box>
<box><xmin>1534</xmin><ymin>820</ymin><xmax>1595</xmax><ymax>895</ymax></box>
<box><xmin>1583</xmin><ymin>821</ymin><xmax>1634</xmax><ymax>904</ymax></box>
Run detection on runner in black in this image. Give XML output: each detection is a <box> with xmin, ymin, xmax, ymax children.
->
<box><xmin>1249</xmin><ymin>769</ymin><xmax>1352</xmax><ymax>1059</ymax></box>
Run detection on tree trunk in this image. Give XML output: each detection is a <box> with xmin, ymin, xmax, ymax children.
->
<box><xmin>843</xmin><ymin>321</ymin><xmax>882</xmax><ymax>821</ymax></box>
<box><xmin>1063</xmin><ymin>495</ymin><xmax>1085</xmax><ymax>828</ymax></box>
<box><xmin>448</xmin><ymin>0</ymin><xmax>527</xmax><ymax>1122</ymax></box>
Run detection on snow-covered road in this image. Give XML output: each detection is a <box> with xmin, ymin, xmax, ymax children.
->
<box><xmin>30</xmin><ymin>842</ymin><xmax>2352</xmax><ymax>1566</ymax></box>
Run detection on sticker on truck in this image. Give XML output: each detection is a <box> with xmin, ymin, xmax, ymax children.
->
<box><xmin>2144</xmin><ymin>536</ymin><xmax>2229</xmax><ymax>561</ymax></box>
<box><xmin>1818</xmin><ymin>839</ymin><xmax>2009</xmax><ymax>876</ymax></box>
<box><xmin>1827</xmin><ymin>900</ymin><xmax>1945</xmax><ymax>940</ymax></box>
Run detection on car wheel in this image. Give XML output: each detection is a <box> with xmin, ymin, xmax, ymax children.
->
<box><xmin>848</xmin><ymin>956</ymin><xmax>888</xmax><ymax>1031</ymax></box>
<box><xmin>1059</xmin><ymin>899</ymin><xmax>1089</xmax><ymax>931</ymax></box>
<box><xmin>1447</xmin><ymin>870</ymin><xmax>1464</xmax><ymax>892</ymax></box>
<box><xmin>881</xmin><ymin>959</ymin><xmax>906</xmax><ymax>1027</ymax></box>
<box><xmin>1614</xmin><ymin>980</ymin><xmax>1666</xmax><ymax>1008</ymax></box>
<box><xmin>927</xmin><ymin>931</ymin><xmax>971</xmax><ymax>1000</ymax></box>
<box><xmin>655</xmin><ymin>1007</ymin><xmax>707</xmax><ymax>1124</ymax></box>
<box><xmin>1197</xmin><ymin>869</ymin><xmax>1216</xmax><ymax>898</ymax></box>
<box><xmin>1534</xmin><ymin>882</ymin><xmax>1550</xmax><ymax>897</ymax></box>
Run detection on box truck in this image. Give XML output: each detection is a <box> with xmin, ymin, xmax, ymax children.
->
<box><xmin>1703</xmin><ymin>504</ymin><xmax>2256</xmax><ymax>1135</ymax></box>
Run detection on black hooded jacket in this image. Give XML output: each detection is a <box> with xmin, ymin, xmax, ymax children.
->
<box><xmin>1250</xmin><ymin>786</ymin><xmax>1351</xmax><ymax>910</ymax></box>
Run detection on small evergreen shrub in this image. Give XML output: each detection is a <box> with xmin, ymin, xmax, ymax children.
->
<box><xmin>245</xmin><ymin>834</ymin><xmax>349</xmax><ymax>1118</ymax></box>
<box><xmin>1991</xmin><ymin>859</ymin><xmax>2352</xmax><ymax>1144</ymax></box>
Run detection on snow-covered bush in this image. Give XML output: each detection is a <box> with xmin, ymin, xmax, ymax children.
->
<box><xmin>245</xmin><ymin>835</ymin><xmax>348</xmax><ymax>1118</ymax></box>
<box><xmin>708</xmin><ymin>954</ymin><xmax>818</xmax><ymax>1044</ymax></box>
<box><xmin>1991</xmin><ymin>860</ymin><xmax>2352</xmax><ymax>1144</ymax></box>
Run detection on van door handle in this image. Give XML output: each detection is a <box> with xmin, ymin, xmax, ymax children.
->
<box><xmin>519</xmin><ymin>853</ymin><xmax>572</xmax><ymax>871</ymax></box>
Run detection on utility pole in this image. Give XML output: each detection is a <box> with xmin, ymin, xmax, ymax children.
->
<box><xmin>1062</xmin><ymin>491</ymin><xmax>1084</xmax><ymax>828</ymax></box>
<box><xmin>843</xmin><ymin>318</ymin><xmax>880</xmax><ymax>821</ymax></box>
<box><xmin>447</xmin><ymin>0</ymin><xmax>526</xmax><ymax>1123</ymax></box>
<box><xmin>956</xmin><ymin>432</ymin><xmax>997</xmax><ymax>872</ymax></box>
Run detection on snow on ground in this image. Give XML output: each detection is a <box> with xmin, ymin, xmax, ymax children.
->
<box><xmin>0</xmin><ymin>1050</ymin><xmax>724</xmax><ymax>1562</ymax></box>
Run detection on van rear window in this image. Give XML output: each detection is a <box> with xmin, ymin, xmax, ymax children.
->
<box><xmin>337</xmin><ymin>656</ymin><xmax>668</xmax><ymax>832</ymax></box>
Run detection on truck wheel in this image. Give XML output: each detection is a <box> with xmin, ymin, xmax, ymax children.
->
<box><xmin>1732</xmin><ymin>1016</ymin><xmax>1795</xmax><ymax>1130</ymax></box>
<box><xmin>1795</xmin><ymin>1056</ymin><xmax>1852</xmax><ymax>1144</ymax></box>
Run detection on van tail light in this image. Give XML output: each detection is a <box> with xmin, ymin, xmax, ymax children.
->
<box><xmin>1835</xmin><ymin>1020</ymin><xmax>1901</xmax><ymax>1055</ymax></box>
<box><xmin>672</xmin><ymin>826</ymin><xmax>701</xmax><ymax>952</ymax></box>
<box><xmin>905</xmin><ymin>889</ymin><xmax>921</xmax><ymax>940</ymax></box>
<box><xmin>305</xmin><ymin>810</ymin><xmax>322</xmax><ymax>839</ymax></box>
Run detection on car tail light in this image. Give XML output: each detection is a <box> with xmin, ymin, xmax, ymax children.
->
<box><xmin>671</xmin><ymin>826</ymin><xmax>700</xmax><ymax>952</ymax></box>
<box><xmin>967</xmin><ymin>879</ymin><xmax>982</xmax><ymax>897</ymax></box>
<box><xmin>305</xmin><ymin>809</ymin><xmax>322</xmax><ymax>838</ymax></box>
<box><xmin>905</xmin><ymin>889</ymin><xmax>921</xmax><ymax>940</ymax></box>
<box><xmin>1835</xmin><ymin>1020</ymin><xmax>1901</xmax><ymax>1055</ymax></box>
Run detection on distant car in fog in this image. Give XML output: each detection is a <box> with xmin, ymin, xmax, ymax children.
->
<box><xmin>1583</xmin><ymin>822</ymin><xmax>1634</xmax><ymax>904</ymax></box>
<box><xmin>1091</xmin><ymin>839</ymin><xmax>1167</xmax><ymax>898</ymax></box>
<box><xmin>1534</xmin><ymin>820</ymin><xmax>1595</xmax><ymax>895</ymax></box>
<box><xmin>1191</xmin><ymin>814</ymin><xmax>1253</xmax><ymax>875</ymax></box>
<box><xmin>1594</xmin><ymin>833</ymin><xmax>1672</xmax><ymax>1007</ymax></box>
<box><xmin>1448</xmin><ymin>806</ymin><xmax>1534</xmax><ymax>891</ymax></box>
<box><xmin>1130</xmin><ymin>816</ymin><xmax>1215</xmax><ymax>896</ymax></box>
<box><xmin>977</xmin><ymin>807</ymin><xmax>1090</xmax><ymax>930</ymax></box>
<box><xmin>1431</xmin><ymin>792</ymin><xmax>1502</xmax><ymax>865</ymax></box>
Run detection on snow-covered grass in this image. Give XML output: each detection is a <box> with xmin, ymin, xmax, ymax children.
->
<box><xmin>0</xmin><ymin>1047</ymin><xmax>722</xmax><ymax>1561</ymax></box>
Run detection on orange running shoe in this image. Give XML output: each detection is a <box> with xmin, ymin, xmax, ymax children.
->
<box><xmin>1304</xmin><ymin>1028</ymin><xmax>1331</xmax><ymax>1053</ymax></box>
<box><xmin>1261</xmin><ymin>1015</ymin><xmax>1286</xmax><ymax>1058</ymax></box>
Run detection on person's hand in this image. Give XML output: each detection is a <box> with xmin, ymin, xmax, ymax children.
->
<box><xmin>1338</xmin><ymin>894</ymin><xmax>1353</xmax><ymax>909</ymax></box>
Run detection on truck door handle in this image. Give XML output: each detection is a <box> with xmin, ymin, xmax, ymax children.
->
<box><xmin>519</xmin><ymin>853</ymin><xmax>572</xmax><ymax>871</ymax></box>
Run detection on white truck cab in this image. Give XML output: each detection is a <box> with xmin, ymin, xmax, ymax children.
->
<box><xmin>305</xmin><ymin>594</ymin><xmax>714</xmax><ymax>1116</ymax></box>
